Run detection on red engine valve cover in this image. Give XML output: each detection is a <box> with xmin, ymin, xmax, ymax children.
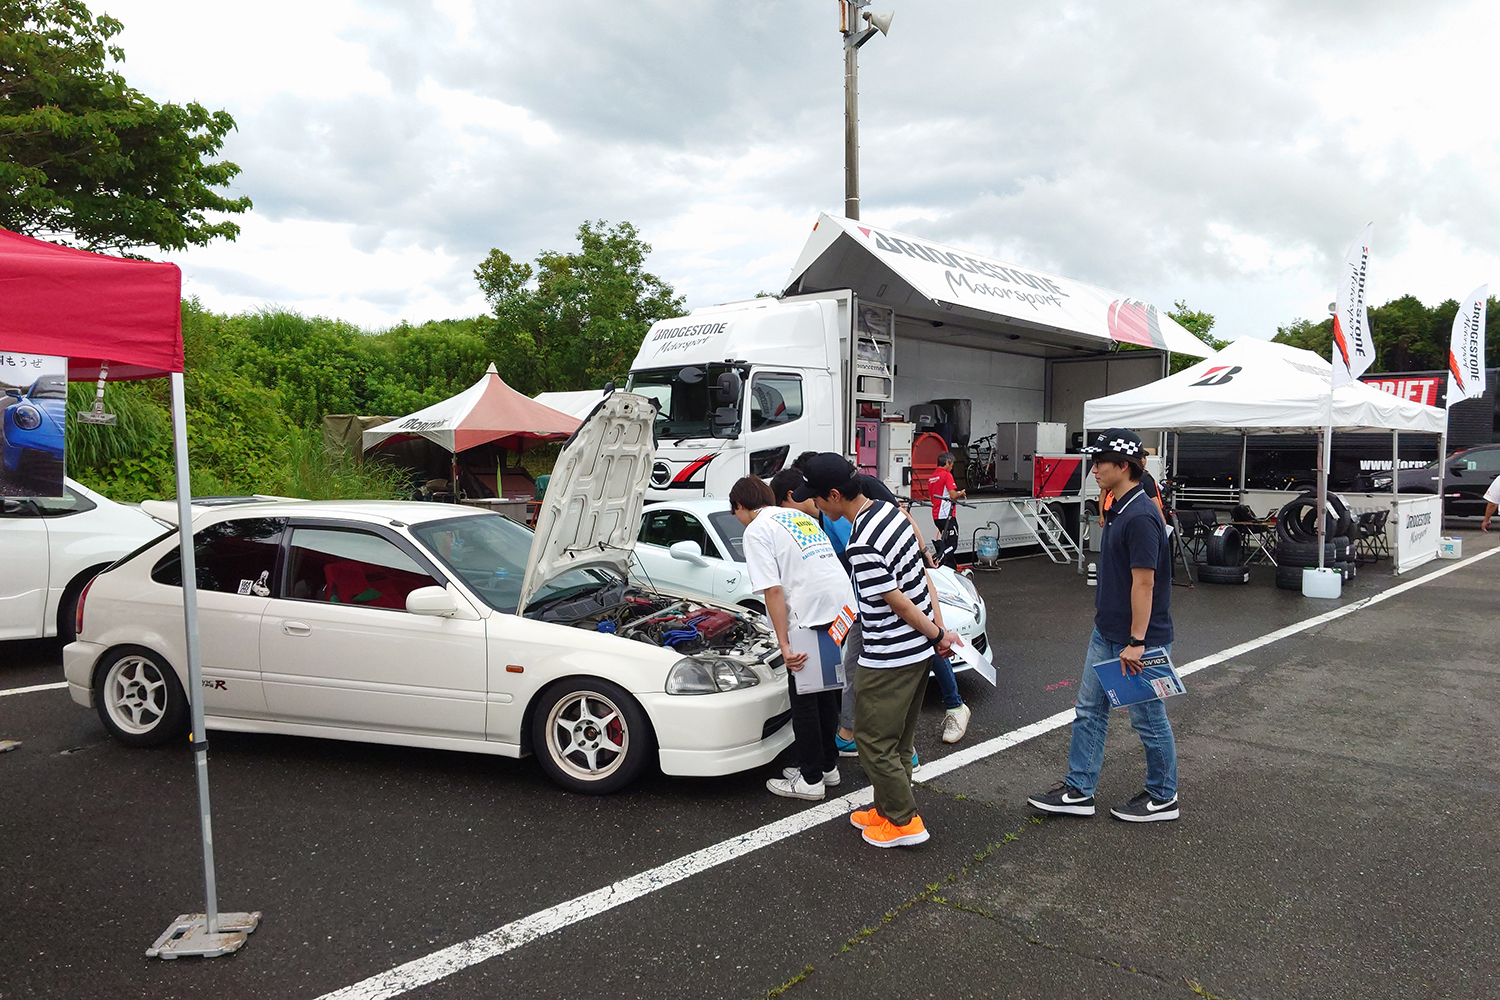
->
<box><xmin>682</xmin><ymin>609</ymin><xmax>737</xmax><ymax>640</ymax></box>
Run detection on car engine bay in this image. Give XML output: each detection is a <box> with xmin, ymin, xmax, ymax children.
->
<box><xmin>527</xmin><ymin>582</ymin><xmax>778</xmax><ymax>660</ymax></box>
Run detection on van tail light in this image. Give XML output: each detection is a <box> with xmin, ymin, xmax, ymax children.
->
<box><xmin>76</xmin><ymin>576</ymin><xmax>96</xmax><ymax>638</ymax></box>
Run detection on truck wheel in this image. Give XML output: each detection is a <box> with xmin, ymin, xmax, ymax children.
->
<box><xmin>93</xmin><ymin>646</ymin><xmax>189</xmax><ymax>747</ymax></box>
<box><xmin>531</xmin><ymin>678</ymin><xmax>655</xmax><ymax>795</ymax></box>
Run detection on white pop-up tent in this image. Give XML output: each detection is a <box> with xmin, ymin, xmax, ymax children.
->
<box><xmin>1083</xmin><ymin>338</ymin><xmax>1444</xmax><ymax>435</ymax></box>
<box><xmin>1084</xmin><ymin>337</ymin><xmax>1445</xmax><ymax>576</ymax></box>
<box><xmin>533</xmin><ymin>389</ymin><xmax>610</xmax><ymax>422</ymax></box>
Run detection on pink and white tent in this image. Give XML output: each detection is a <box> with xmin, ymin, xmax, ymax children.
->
<box><xmin>362</xmin><ymin>364</ymin><xmax>580</xmax><ymax>454</ymax></box>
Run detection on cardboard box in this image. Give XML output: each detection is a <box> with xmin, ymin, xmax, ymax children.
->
<box><xmin>1438</xmin><ymin>537</ymin><xmax>1462</xmax><ymax>560</ymax></box>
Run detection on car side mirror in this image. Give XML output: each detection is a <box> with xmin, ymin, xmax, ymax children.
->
<box><xmin>2</xmin><ymin>388</ymin><xmax>18</xmax><ymax>399</ymax></box>
<box><xmin>1449</xmin><ymin>465</ymin><xmax>1465</xmax><ymax>476</ymax></box>
<box><xmin>406</xmin><ymin>585</ymin><xmax>459</xmax><ymax>617</ymax></box>
<box><xmin>669</xmin><ymin>540</ymin><xmax>707</xmax><ymax>565</ymax></box>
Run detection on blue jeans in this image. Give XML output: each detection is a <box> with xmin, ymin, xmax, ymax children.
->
<box><xmin>932</xmin><ymin>655</ymin><xmax>963</xmax><ymax>710</ymax></box>
<box><xmin>1065</xmin><ymin>628</ymin><xmax>1177</xmax><ymax>801</ymax></box>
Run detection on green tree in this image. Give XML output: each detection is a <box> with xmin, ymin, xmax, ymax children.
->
<box><xmin>0</xmin><ymin>0</ymin><xmax>250</xmax><ymax>251</ymax></box>
<box><xmin>1166</xmin><ymin>300</ymin><xmax>1227</xmax><ymax>372</ymax></box>
<box><xmin>1272</xmin><ymin>316</ymin><xmax>1332</xmax><ymax>357</ymax></box>
<box><xmin>476</xmin><ymin>220</ymin><xmax>687</xmax><ymax>394</ymax></box>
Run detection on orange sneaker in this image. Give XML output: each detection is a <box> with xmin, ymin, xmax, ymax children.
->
<box><xmin>862</xmin><ymin>814</ymin><xmax>930</xmax><ymax>848</ymax></box>
<box><xmin>849</xmin><ymin>807</ymin><xmax>882</xmax><ymax>830</ymax></box>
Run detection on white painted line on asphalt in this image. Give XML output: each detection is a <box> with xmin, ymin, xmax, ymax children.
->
<box><xmin>317</xmin><ymin>545</ymin><xmax>1500</xmax><ymax>1000</ymax></box>
<box><xmin>0</xmin><ymin>681</ymin><xmax>67</xmax><ymax>698</ymax></box>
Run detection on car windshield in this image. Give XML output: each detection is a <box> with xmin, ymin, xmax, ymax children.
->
<box><xmin>627</xmin><ymin>364</ymin><xmax>745</xmax><ymax>441</ymax></box>
<box><xmin>706</xmin><ymin>510</ymin><xmax>747</xmax><ymax>562</ymax></box>
<box><xmin>411</xmin><ymin>513</ymin><xmax>621</xmax><ymax>613</ymax></box>
<box><xmin>26</xmin><ymin>374</ymin><xmax>65</xmax><ymax>399</ymax></box>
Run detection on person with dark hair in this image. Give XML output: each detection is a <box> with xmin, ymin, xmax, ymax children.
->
<box><xmin>1029</xmin><ymin>428</ymin><xmax>1180</xmax><ymax>823</ymax></box>
<box><xmin>733</xmin><ymin>475</ymin><xmax>855</xmax><ymax>801</ymax></box>
<box><xmin>795</xmin><ymin>454</ymin><xmax>957</xmax><ymax>847</ymax></box>
<box><xmin>927</xmin><ymin>451</ymin><xmax>965</xmax><ymax>570</ymax></box>
<box><xmin>792</xmin><ymin>451</ymin><xmax>968</xmax><ymax>754</ymax></box>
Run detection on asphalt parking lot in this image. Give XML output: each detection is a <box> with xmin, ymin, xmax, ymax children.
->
<box><xmin>3</xmin><ymin>526</ymin><xmax>1498</xmax><ymax>1000</ymax></box>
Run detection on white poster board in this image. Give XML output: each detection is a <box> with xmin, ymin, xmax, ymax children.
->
<box><xmin>1392</xmin><ymin>494</ymin><xmax>1442</xmax><ymax>574</ymax></box>
<box><xmin>0</xmin><ymin>351</ymin><xmax>67</xmax><ymax>499</ymax></box>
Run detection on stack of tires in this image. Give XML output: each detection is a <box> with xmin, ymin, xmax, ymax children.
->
<box><xmin>1275</xmin><ymin>492</ymin><xmax>1354</xmax><ymax>590</ymax></box>
<box><xmin>1198</xmin><ymin>523</ymin><xmax>1251</xmax><ymax>584</ymax></box>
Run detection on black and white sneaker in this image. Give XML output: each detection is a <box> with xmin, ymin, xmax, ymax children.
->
<box><xmin>1027</xmin><ymin>781</ymin><xmax>1096</xmax><ymax>816</ymax></box>
<box><xmin>1109</xmin><ymin>790</ymin><xmax>1179</xmax><ymax>822</ymax></box>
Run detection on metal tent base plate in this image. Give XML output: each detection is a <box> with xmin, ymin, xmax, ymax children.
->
<box><xmin>147</xmin><ymin>911</ymin><xmax>261</xmax><ymax>959</ymax></box>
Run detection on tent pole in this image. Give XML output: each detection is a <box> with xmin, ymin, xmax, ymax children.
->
<box><xmin>170</xmin><ymin>372</ymin><xmax>220</xmax><ymax>933</ymax></box>
<box><xmin>1239</xmin><ymin>433</ymin><xmax>1248</xmax><ymax>499</ymax></box>
<box><xmin>1392</xmin><ymin>431</ymin><xmax>1400</xmax><ymax>499</ymax></box>
<box><xmin>1317</xmin><ymin>396</ymin><xmax>1332</xmax><ymax>571</ymax></box>
<box><xmin>146</xmin><ymin>374</ymin><xmax>259</xmax><ymax>959</ymax></box>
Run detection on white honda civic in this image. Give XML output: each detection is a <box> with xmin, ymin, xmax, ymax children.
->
<box><xmin>63</xmin><ymin>394</ymin><xmax>793</xmax><ymax>794</ymax></box>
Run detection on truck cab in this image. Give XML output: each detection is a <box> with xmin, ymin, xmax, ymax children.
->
<box><xmin>627</xmin><ymin>295</ymin><xmax>847</xmax><ymax>500</ymax></box>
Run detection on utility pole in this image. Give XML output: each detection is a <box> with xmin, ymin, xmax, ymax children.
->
<box><xmin>840</xmin><ymin>1</ymin><xmax>892</xmax><ymax>221</ymax></box>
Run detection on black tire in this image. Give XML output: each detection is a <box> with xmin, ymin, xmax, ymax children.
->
<box><xmin>1275</xmin><ymin>564</ymin><xmax>1305</xmax><ymax>590</ymax></box>
<box><xmin>56</xmin><ymin>565</ymin><xmax>108</xmax><ymax>645</ymax></box>
<box><xmin>92</xmin><ymin>645</ymin><xmax>189</xmax><ymax>748</ymax></box>
<box><xmin>1336</xmin><ymin>560</ymin><xmax>1356</xmax><ymax>582</ymax></box>
<box><xmin>1197</xmin><ymin>563</ymin><xmax>1250</xmax><ymax>584</ymax></box>
<box><xmin>1275</xmin><ymin>536</ymin><xmax>1352</xmax><ymax>567</ymax></box>
<box><xmin>1205</xmin><ymin>525</ymin><xmax>1243</xmax><ymax>567</ymax></box>
<box><xmin>530</xmin><ymin>677</ymin><xmax>655</xmax><ymax>795</ymax></box>
<box><xmin>1277</xmin><ymin>493</ymin><xmax>1351</xmax><ymax>543</ymax></box>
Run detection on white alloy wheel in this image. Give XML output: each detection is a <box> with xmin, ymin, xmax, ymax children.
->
<box><xmin>103</xmin><ymin>654</ymin><xmax>172</xmax><ymax>736</ymax></box>
<box><xmin>545</xmin><ymin>689</ymin><xmax>630</xmax><ymax>781</ymax></box>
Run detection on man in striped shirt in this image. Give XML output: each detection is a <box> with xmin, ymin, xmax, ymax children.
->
<box><xmin>794</xmin><ymin>454</ymin><xmax>958</xmax><ymax>848</ymax></box>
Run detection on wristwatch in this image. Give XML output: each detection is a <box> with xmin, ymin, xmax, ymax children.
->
<box><xmin>1125</xmin><ymin>636</ymin><xmax>1145</xmax><ymax>648</ymax></box>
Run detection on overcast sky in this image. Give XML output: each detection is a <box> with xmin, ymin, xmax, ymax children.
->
<box><xmin>104</xmin><ymin>0</ymin><xmax>1500</xmax><ymax>342</ymax></box>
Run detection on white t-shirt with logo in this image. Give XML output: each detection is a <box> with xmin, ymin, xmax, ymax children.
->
<box><xmin>1484</xmin><ymin>475</ymin><xmax>1500</xmax><ymax>506</ymax></box>
<box><xmin>744</xmin><ymin>508</ymin><xmax>855</xmax><ymax>629</ymax></box>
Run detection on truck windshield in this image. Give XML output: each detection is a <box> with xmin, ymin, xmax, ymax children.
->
<box><xmin>627</xmin><ymin>364</ymin><xmax>744</xmax><ymax>441</ymax></box>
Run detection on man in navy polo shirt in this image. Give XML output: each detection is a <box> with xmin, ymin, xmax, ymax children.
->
<box><xmin>1028</xmin><ymin>428</ymin><xmax>1179</xmax><ymax>822</ymax></box>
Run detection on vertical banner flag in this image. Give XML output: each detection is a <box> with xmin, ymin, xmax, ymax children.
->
<box><xmin>1446</xmin><ymin>284</ymin><xmax>1488</xmax><ymax>407</ymax></box>
<box><xmin>1331</xmin><ymin>223</ymin><xmax>1375</xmax><ymax>388</ymax></box>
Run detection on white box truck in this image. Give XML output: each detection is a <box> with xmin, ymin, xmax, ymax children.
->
<box><xmin>626</xmin><ymin>214</ymin><xmax>1211</xmax><ymax>555</ymax></box>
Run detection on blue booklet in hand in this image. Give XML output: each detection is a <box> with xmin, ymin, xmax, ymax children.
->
<box><xmin>1091</xmin><ymin>647</ymin><xmax>1185</xmax><ymax>708</ymax></box>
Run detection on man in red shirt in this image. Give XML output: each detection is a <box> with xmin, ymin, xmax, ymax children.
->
<box><xmin>928</xmin><ymin>452</ymin><xmax>965</xmax><ymax>569</ymax></box>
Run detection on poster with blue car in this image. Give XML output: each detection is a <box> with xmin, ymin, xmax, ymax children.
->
<box><xmin>1</xmin><ymin>352</ymin><xmax>66</xmax><ymax>498</ymax></box>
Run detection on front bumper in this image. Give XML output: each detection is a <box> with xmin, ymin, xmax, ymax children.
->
<box><xmin>639</xmin><ymin>675</ymin><xmax>793</xmax><ymax>777</ymax></box>
<box><xmin>62</xmin><ymin>640</ymin><xmax>105</xmax><ymax>707</ymax></box>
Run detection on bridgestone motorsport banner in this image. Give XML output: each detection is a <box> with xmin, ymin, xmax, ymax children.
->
<box><xmin>0</xmin><ymin>351</ymin><xmax>66</xmax><ymax>499</ymax></box>
<box><xmin>1446</xmin><ymin>283</ymin><xmax>1489</xmax><ymax>407</ymax></box>
<box><xmin>1331</xmin><ymin>223</ymin><xmax>1376</xmax><ymax>389</ymax></box>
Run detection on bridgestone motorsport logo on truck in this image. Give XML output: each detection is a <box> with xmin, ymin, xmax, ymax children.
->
<box><xmin>647</xmin><ymin>321</ymin><xmax>730</xmax><ymax>354</ymax></box>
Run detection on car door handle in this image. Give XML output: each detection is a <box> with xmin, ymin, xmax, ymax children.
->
<box><xmin>281</xmin><ymin>621</ymin><xmax>311</xmax><ymax>636</ymax></box>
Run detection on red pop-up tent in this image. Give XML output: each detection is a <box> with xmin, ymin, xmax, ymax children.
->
<box><xmin>0</xmin><ymin>228</ymin><xmax>256</xmax><ymax>957</ymax></box>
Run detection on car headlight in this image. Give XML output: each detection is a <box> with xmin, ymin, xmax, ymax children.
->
<box><xmin>1371</xmin><ymin>477</ymin><xmax>1392</xmax><ymax>489</ymax></box>
<box><xmin>954</xmin><ymin>571</ymin><xmax>979</xmax><ymax>603</ymax></box>
<box><xmin>12</xmin><ymin>405</ymin><xmax>42</xmax><ymax>431</ymax></box>
<box><xmin>666</xmin><ymin>656</ymin><xmax>762</xmax><ymax>695</ymax></box>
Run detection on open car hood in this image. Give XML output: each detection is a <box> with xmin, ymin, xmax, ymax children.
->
<box><xmin>517</xmin><ymin>392</ymin><xmax>656</xmax><ymax>615</ymax></box>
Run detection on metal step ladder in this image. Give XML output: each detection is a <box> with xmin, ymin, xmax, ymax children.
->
<box><xmin>1014</xmin><ymin>499</ymin><xmax>1081</xmax><ymax>564</ymax></box>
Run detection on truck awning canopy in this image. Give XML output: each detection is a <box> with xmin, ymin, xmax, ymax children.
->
<box><xmin>783</xmin><ymin>214</ymin><xmax>1212</xmax><ymax>359</ymax></box>
<box><xmin>1083</xmin><ymin>337</ymin><xmax>1446</xmax><ymax>434</ymax></box>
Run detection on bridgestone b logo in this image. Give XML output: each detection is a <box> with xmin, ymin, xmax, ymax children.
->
<box><xmin>1190</xmin><ymin>365</ymin><xmax>1242</xmax><ymax>387</ymax></box>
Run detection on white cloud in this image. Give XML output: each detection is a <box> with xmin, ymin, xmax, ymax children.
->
<box><xmin>95</xmin><ymin>0</ymin><xmax>1500</xmax><ymax>346</ymax></box>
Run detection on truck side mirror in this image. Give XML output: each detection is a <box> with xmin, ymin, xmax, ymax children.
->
<box><xmin>713</xmin><ymin>371</ymin><xmax>742</xmax><ymax>405</ymax></box>
<box><xmin>713</xmin><ymin>406</ymin><xmax>741</xmax><ymax>436</ymax></box>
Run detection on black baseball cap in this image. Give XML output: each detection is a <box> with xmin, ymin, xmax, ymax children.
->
<box><xmin>791</xmin><ymin>453</ymin><xmax>857</xmax><ymax>501</ymax></box>
<box><xmin>1080</xmin><ymin>428</ymin><xmax>1145</xmax><ymax>459</ymax></box>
